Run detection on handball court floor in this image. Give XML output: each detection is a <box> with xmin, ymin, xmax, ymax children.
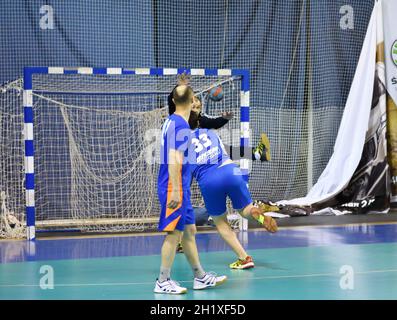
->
<box><xmin>1</xmin><ymin>213</ymin><xmax>397</xmax><ymax>300</ymax></box>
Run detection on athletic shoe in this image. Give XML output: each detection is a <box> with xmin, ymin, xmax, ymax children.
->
<box><xmin>193</xmin><ymin>272</ymin><xmax>227</xmax><ymax>290</ymax></box>
<box><xmin>154</xmin><ymin>278</ymin><xmax>187</xmax><ymax>294</ymax></box>
<box><xmin>176</xmin><ymin>242</ymin><xmax>184</xmax><ymax>253</ymax></box>
<box><xmin>250</xmin><ymin>207</ymin><xmax>278</xmax><ymax>233</ymax></box>
<box><xmin>279</xmin><ymin>204</ymin><xmax>312</xmax><ymax>217</ymax></box>
<box><xmin>253</xmin><ymin>133</ymin><xmax>271</xmax><ymax>162</ymax></box>
<box><xmin>229</xmin><ymin>255</ymin><xmax>255</xmax><ymax>270</ymax></box>
<box><xmin>255</xmin><ymin>200</ymin><xmax>280</xmax><ymax>213</ymax></box>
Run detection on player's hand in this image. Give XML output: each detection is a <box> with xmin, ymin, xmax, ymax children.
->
<box><xmin>177</xmin><ymin>72</ymin><xmax>190</xmax><ymax>86</ymax></box>
<box><xmin>167</xmin><ymin>189</ymin><xmax>181</xmax><ymax>209</ymax></box>
<box><xmin>222</xmin><ymin>112</ymin><xmax>234</xmax><ymax>120</ymax></box>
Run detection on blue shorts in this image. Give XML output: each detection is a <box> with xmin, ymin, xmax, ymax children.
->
<box><xmin>158</xmin><ymin>188</ymin><xmax>195</xmax><ymax>232</ymax></box>
<box><xmin>198</xmin><ymin>163</ymin><xmax>252</xmax><ymax>216</ymax></box>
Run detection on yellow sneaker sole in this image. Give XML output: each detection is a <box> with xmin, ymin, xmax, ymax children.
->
<box><xmin>260</xmin><ymin>133</ymin><xmax>271</xmax><ymax>161</ymax></box>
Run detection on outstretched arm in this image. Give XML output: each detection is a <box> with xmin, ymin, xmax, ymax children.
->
<box><xmin>199</xmin><ymin>115</ymin><xmax>230</xmax><ymax>129</ymax></box>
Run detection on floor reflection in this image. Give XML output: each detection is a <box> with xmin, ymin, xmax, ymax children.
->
<box><xmin>1</xmin><ymin>223</ymin><xmax>397</xmax><ymax>264</ymax></box>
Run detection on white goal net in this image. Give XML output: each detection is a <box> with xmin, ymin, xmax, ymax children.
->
<box><xmin>0</xmin><ymin>81</ymin><xmax>26</xmax><ymax>239</ymax></box>
<box><xmin>26</xmin><ymin>71</ymin><xmax>242</xmax><ymax>233</ymax></box>
<box><xmin>0</xmin><ymin>1</ymin><xmax>373</xmax><ymax>238</ymax></box>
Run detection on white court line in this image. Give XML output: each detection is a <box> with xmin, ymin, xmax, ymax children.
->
<box><xmin>1</xmin><ymin>269</ymin><xmax>397</xmax><ymax>288</ymax></box>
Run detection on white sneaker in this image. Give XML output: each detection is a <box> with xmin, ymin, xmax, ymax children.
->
<box><xmin>154</xmin><ymin>278</ymin><xmax>187</xmax><ymax>294</ymax></box>
<box><xmin>193</xmin><ymin>272</ymin><xmax>227</xmax><ymax>290</ymax></box>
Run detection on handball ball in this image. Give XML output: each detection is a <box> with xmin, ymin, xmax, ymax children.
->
<box><xmin>208</xmin><ymin>86</ymin><xmax>224</xmax><ymax>101</ymax></box>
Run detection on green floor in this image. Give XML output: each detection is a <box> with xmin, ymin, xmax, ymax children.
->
<box><xmin>1</xmin><ymin>242</ymin><xmax>397</xmax><ymax>300</ymax></box>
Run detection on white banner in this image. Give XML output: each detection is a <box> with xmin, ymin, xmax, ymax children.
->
<box><xmin>278</xmin><ymin>0</ymin><xmax>389</xmax><ymax>214</ymax></box>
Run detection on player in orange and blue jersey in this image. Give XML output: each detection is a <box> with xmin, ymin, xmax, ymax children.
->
<box><xmin>157</xmin><ymin>112</ymin><xmax>193</xmax><ymax>232</ymax></box>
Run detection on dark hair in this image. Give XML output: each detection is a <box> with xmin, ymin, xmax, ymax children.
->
<box><xmin>188</xmin><ymin>110</ymin><xmax>200</xmax><ymax>130</ymax></box>
<box><xmin>172</xmin><ymin>85</ymin><xmax>193</xmax><ymax>106</ymax></box>
<box><xmin>168</xmin><ymin>86</ymin><xmax>177</xmax><ymax>115</ymax></box>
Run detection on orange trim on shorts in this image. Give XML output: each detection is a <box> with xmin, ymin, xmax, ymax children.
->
<box><xmin>163</xmin><ymin>215</ymin><xmax>182</xmax><ymax>232</ymax></box>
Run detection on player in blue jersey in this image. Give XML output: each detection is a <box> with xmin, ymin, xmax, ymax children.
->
<box><xmin>155</xmin><ymin>85</ymin><xmax>227</xmax><ymax>294</ymax></box>
<box><xmin>170</xmin><ymin>91</ymin><xmax>276</xmax><ymax>268</ymax></box>
<box><xmin>187</xmin><ymin>109</ymin><xmax>278</xmax><ymax>270</ymax></box>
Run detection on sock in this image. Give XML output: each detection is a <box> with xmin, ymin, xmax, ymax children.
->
<box><xmin>193</xmin><ymin>265</ymin><xmax>206</xmax><ymax>279</ymax></box>
<box><xmin>158</xmin><ymin>266</ymin><xmax>171</xmax><ymax>282</ymax></box>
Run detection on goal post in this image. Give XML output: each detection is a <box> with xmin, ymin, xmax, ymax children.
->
<box><xmin>23</xmin><ymin>66</ymin><xmax>250</xmax><ymax>240</ymax></box>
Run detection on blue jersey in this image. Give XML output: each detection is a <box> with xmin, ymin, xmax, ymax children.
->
<box><xmin>189</xmin><ymin>128</ymin><xmax>230</xmax><ymax>182</ymax></box>
<box><xmin>158</xmin><ymin>114</ymin><xmax>192</xmax><ymax>190</ymax></box>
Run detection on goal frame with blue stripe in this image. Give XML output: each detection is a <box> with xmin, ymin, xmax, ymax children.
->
<box><xmin>23</xmin><ymin>66</ymin><xmax>250</xmax><ymax>240</ymax></box>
